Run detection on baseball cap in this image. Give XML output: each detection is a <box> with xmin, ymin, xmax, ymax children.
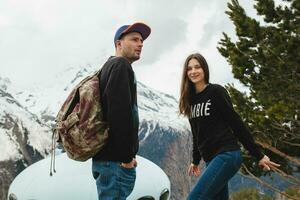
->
<box><xmin>114</xmin><ymin>22</ymin><xmax>151</xmax><ymax>44</ymax></box>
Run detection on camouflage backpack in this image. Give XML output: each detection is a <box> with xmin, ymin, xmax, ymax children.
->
<box><xmin>51</xmin><ymin>70</ymin><xmax>108</xmax><ymax>169</ymax></box>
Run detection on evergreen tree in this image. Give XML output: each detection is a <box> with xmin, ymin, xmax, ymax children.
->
<box><xmin>218</xmin><ymin>0</ymin><xmax>300</xmax><ymax>179</ymax></box>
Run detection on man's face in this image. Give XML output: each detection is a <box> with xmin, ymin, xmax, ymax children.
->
<box><xmin>117</xmin><ymin>32</ymin><xmax>143</xmax><ymax>63</ymax></box>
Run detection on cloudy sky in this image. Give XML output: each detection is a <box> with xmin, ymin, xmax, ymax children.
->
<box><xmin>0</xmin><ymin>0</ymin><xmax>260</xmax><ymax>97</ymax></box>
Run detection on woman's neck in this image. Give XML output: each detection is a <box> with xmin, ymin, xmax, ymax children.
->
<box><xmin>195</xmin><ymin>82</ymin><xmax>208</xmax><ymax>93</ymax></box>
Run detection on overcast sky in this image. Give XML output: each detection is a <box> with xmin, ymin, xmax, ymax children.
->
<box><xmin>0</xmin><ymin>0</ymin><xmax>259</xmax><ymax>97</ymax></box>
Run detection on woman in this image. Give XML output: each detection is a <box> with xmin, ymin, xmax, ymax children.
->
<box><xmin>179</xmin><ymin>53</ymin><xmax>279</xmax><ymax>200</ymax></box>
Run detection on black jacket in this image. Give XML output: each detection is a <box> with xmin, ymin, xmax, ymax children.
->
<box><xmin>189</xmin><ymin>84</ymin><xmax>264</xmax><ymax>163</ymax></box>
<box><xmin>93</xmin><ymin>56</ymin><xmax>139</xmax><ymax>163</ymax></box>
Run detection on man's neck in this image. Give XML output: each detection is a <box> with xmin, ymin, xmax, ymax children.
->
<box><xmin>115</xmin><ymin>53</ymin><xmax>133</xmax><ymax>64</ymax></box>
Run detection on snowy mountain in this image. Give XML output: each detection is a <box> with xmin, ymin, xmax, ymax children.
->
<box><xmin>10</xmin><ymin>65</ymin><xmax>189</xmax><ymax>133</ymax></box>
<box><xmin>0</xmin><ymin>78</ymin><xmax>53</xmax><ymax>200</ymax></box>
<box><xmin>0</xmin><ymin>78</ymin><xmax>51</xmax><ymax>162</ymax></box>
<box><xmin>11</xmin><ymin>65</ymin><xmax>96</xmax><ymax>124</ymax></box>
<box><xmin>0</xmin><ymin>65</ymin><xmax>192</xmax><ymax>200</ymax></box>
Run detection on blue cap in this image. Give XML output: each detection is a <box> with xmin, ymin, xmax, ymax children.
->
<box><xmin>114</xmin><ymin>22</ymin><xmax>151</xmax><ymax>44</ymax></box>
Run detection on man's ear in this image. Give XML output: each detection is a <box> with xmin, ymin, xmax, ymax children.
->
<box><xmin>115</xmin><ymin>40</ymin><xmax>122</xmax><ymax>49</ymax></box>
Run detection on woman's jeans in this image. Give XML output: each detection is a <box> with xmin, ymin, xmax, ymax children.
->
<box><xmin>187</xmin><ymin>150</ymin><xmax>242</xmax><ymax>200</ymax></box>
<box><xmin>92</xmin><ymin>160</ymin><xmax>136</xmax><ymax>200</ymax></box>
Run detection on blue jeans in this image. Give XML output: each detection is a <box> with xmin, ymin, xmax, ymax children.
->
<box><xmin>92</xmin><ymin>160</ymin><xmax>136</xmax><ymax>200</ymax></box>
<box><xmin>187</xmin><ymin>150</ymin><xmax>242</xmax><ymax>200</ymax></box>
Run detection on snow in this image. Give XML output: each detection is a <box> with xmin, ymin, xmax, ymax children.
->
<box><xmin>137</xmin><ymin>82</ymin><xmax>189</xmax><ymax>133</ymax></box>
<box><xmin>6</xmin><ymin>65</ymin><xmax>190</xmax><ymax>134</ymax></box>
<box><xmin>0</xmin><ymin>87</ymin><xmax>51</xmax><ymax>161</ymax></box>
<box><xmin>0</xmin><ymin>129</ymin><xmax>20</xmax><ymax>161</ymax></box>
<box><xmin>0</xmin><ymin>64</ymin><xmax>190</xmax><ymax>161</ymax></box>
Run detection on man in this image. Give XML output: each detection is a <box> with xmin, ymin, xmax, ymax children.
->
<box><xmin>92</xmin><ymin>22</ymin><xmax>151</xmax><ymax>200</ymax></box>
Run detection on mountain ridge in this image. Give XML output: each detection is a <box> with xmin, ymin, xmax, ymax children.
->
<box><xmin>0</xmin><ymin>65</ymin><xmax>191</xmax><ymax>200</ymax></box>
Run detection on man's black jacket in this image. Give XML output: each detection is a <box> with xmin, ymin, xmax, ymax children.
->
<box><xmin>93</xmin><ymin>56</ymin><xmax>139</xmax><ymax>163</ymax></box>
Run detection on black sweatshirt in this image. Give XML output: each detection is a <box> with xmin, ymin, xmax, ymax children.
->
<box><xmin>93</xmin><ymin>56</ymin><xmax>139</xmax><ymax>163</ymax></box>
<box><xmin>189</xmin><ymin>83</ymin><xmax>264</xmax><ymax>164</ymax></box>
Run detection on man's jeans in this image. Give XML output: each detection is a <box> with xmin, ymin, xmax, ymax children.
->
<box><xmin>187</xmin><ymin>150</ymin><xmax>242</xmax><ymax>200</ymax></box>
<box><xmin>92</xmin><ymin>160</ymin><xmax>136</xmax><ymax>200</ymax></box>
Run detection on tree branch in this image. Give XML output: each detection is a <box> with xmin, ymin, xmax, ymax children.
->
<box><xmin>282</xmin><ymin>140</ymin><xmax>300</xmax><ymax>148</ymax></box>
<box><xmin>241</xmin><ymin>164</ymin><xmax>299</xmax><ymax>200</ymax></box>
<box><xmin>256</xmin><ymin>140</ymin><xmax>300</xmax><ymax>166</ymax></box>
<box><xmin>271</xmin><ymin>166</ymin><xmax>300</xmax><ymax>186</ymax></box>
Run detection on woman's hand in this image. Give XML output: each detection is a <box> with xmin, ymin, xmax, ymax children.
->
<box><xmin>258</xmin><ymin>155</ymin><xmax>280</xmax><ymax>171</ymax></box>
<box><xmin>188</xmin><ymin>163</ymin><xmax>201</xmax><ymax>176</ymax></box>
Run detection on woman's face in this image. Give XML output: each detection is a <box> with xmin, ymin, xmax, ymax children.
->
<box><xmin>187</xmin><ymin>58</ymin><xmax>205</xmax><ymax>85</ymax></box>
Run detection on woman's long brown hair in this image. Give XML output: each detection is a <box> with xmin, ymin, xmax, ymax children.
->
<box><xmin>179</xmin><ymin>53</ymin><xmax>210</xmax><ymax>117</ymax></box>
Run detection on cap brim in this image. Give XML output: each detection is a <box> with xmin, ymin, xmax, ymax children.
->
<box><xmin>122</xmin><ymin>22</ymin><xmax>151</xmax><ymax>41</ymax></box>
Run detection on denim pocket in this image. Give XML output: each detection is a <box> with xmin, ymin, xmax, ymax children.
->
<box><xmin>119</xmin><ymin>164</ymin><xmax>136</xmax><ymax>180</ymax></box>
<box><xmin>118</xmin><ymin>165</ymin><xmax>136</xmax><ymax>197</ymax></box>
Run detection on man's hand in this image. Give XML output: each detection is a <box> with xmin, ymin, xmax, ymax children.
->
<box><xmin>121</xmin><ymin>158</ymin><xmax>137</xmax><ymax>169</ymax></box>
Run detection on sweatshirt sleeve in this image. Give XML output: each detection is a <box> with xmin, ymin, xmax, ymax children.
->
<box><xmin>214</xmin><ymin>85</ymin><xmax>264</xmax><ymax>161</ymax></box>
<box><xmin>105</xmin><ymin>59</ymin><xmax>134</xmax><ymax>163</ymax></box>
<box><xmin>189</xmin><ymin>120</ymin><xmax>201</xmax><ymax>165</ymax></box>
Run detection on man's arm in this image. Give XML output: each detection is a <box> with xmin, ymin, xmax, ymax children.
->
<box><xmin>105</xmin><ymin>58</ymin><xmax>135</xmax><ymax>163</ymax></box>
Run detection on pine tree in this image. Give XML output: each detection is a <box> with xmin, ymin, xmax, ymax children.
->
<box><xmin>218</xmin><ymin>0</ymin><xmax>300</xmax><ymax>188</ymax></box>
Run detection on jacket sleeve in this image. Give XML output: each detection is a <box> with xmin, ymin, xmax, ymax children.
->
<box><xmin>189</xmin><ymin>121</ymin><xmax>201</xmax><ymax>165</ymax></box>
<box><xmin>104</xmin><ymin>59</ymin><xmax>134</xmax><ymax>163</ymax></box>
<box><xmin>214</xmin><ymin>85</ymin><xmax>264</xmax><ymax>161</ymax></box>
